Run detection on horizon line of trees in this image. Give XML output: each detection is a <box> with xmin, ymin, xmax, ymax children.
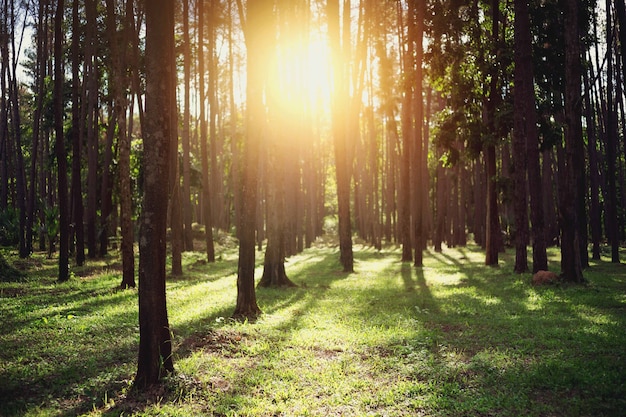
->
<box><xmin>0</xmin><ymin>0</ymin><xmax>625</xmax><ymax>386</ymax></box>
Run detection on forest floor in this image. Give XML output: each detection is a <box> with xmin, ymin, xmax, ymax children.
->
<box><xmin>1</xmin><ymin>240</ymin><xmax>625</xmax><ymax>416</ymax></box>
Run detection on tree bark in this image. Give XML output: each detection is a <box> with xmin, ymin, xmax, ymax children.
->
<box><xmin>182</xmin><ymin>0</ymin><xmax>194</xmax><ymax>251</ymax></box>
<box><xmin>558</xmin><ymin>0</ymin><xmax>585</xmax><ymax>282</ymax></box>
<box><xmin>232</xmin><ymin>0</ymin><xmax>267</xmax><ymax>320</ymax></box>
<box><xmin>198</xmin><ymin>0</ymin><xmax>216</xmax><ymax>263</ymax></box>
<box><xmin>135</xmin><ymin>0</ymin><xmax>175</xmax><ymax>388</ymax></box>
<box><xmin>515</xmin><ymin>0</ymin><xmax>548</xmax><ymax>273</ymax></box>
<box><xmin>328</xmin><ymin>0</ymin><xmax>354</xmax><ymax>272</ymax></box>
<box><xmin>605</xmin><ymin>0</ymin><xmax>620</xmax><ymax>264</ymax></box>
<box><xmin>484</xmin><ymin>0</ymin><xmax>501</xmax><ymax>266</ymax></box>
<box><xmin>54</xmin><ymin>0</ymin><xmax>69</xmax><ymax>282</ymax></box>
<box><xmin>106</xmin><ymin>0</ymin><xmax>135</xmax><ymax>288</ymax></box>
<box><xmin>71</xmin><ymin>0</ymin><xmax>85</xmax><ymax>266</ymax></box>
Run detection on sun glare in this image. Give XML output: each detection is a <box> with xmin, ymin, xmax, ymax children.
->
<box><xmin>267</xmin><ymin>35</ymin><xmax>332</xmax><ymax>118</ymax></box>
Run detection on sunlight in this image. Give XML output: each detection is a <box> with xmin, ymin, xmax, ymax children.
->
<box><xmin>266</xmin><ymin>34</ymin><xmax>332</xmax><ymax>120</ymax></box>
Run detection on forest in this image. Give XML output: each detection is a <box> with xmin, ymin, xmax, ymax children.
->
<box><xmin>1</xmin><ymin>0</ymin><xmax>626</xmax><ymax>415</ymax></box>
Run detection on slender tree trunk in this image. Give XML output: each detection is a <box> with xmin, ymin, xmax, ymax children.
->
<box><xmin>85</xmin><ymin>0</ymin><xmax>99</xmax><ymax>257</ymax></box>
<box><xmin>135</xmin><ymin>0</ymin><xmax>175</xmax><ymax>388</ymax></box>
<box><xmin>484</xmin><ymin>0</ymin><xmax>501</xmax><ymax>266</ymax></box>
<box><xmin>7</xmin><ymin>0</ymin><xmax>27</xmax><ymax>258</ymax></box>
<box><xmin>583</xmin><ymin>67</ymin><xmax>602</xmax><ymax>260</ymax></box>
<box><xmin>54</xmin><ymin>0</ymin><xmax>69</xmax><ymax>282</ymax></box>
<box><xmin>71</xmin><ymin>0</ymin><xmax>85</xmax><ymax>266</ymax></box>
<box><xmin>106</xmin><ymin>0</ymin><xmax>135</xmax><ymax>288</ymax></box>
<box><xmin>398</xmin><ymin>0</ymin><xmax>413</xmax><ymax>262</ymax></box>
<box><xmin>515</xmin><ymin>0</ymin><xmax>548</xmax><ymax>272</ymax></box>
<box><xmin>182</xmin><ymin>0</ymin><xmax>194</xmax><ymax>251</ymax></box>
<box><xmin>26</xmin><ymin>0</ymin><xmax>48</xmax><ymax>256</ymax></box>
<box><xmin>198</xmin><ymin>0</ymin><xmax>215</xmax><ymax>263</ymax></box>
<box><xmin>605</xmin><ymin>0</ymin><xmax>620</xmax><ymax>263</ymax></box>
<box><xmin>328</xmin><ymin>0</ymin><xmax>354</xmax><ymax>272</ymax></box>
<box><xmin>512</xmin><ymin>0</ymin><xmax>529</xmax><ymax>273</ymax></box>
<box><xmin>169</xmin><ymin>81</ymin><xmax>183</xmax><ymax>276</ymax></box>
<box><xmin>559</xmin><ymin>0</ymin><xmax>586</xmax><ymax>282</ymax></box>
<box><xmin>412</xmin><ymin>0</ymin><xmax>426</xmax><ymax>267</ymax></box>
<box><xmin>232</xmin><ymin>0</ymin><xmax>266</xmax><ymax>320</ymax></box>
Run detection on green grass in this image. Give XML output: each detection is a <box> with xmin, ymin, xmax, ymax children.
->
<box><xmin>1</xmin><ymin>242</ymin><xmax>625</xmax><ymax>416</ymax></box>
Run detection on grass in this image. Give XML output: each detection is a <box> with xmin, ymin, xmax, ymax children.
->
<box><xmin>0</xmin><ymin>241</ymin><xmax>625</xmax><ymax>416</ymax></box>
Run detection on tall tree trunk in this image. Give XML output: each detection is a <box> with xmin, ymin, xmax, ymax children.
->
<box><xmin>26</xmin><ymin>0</ymin><xmax>48</xmax><ymax>256</ymax></box>
<box><xmin>85</xmin><ymin>0</ymin><xmax>99</xmax><ymax>257</ymax></box>
<box><xmin>7</xmin><ymin>0</ymin><xmax>27</xmax><ymax>258</ymax></box>
<box><xmin>169</xmin><ymin>78</ymin><xmax>183</xmax><ymax>276</ymax></box>
<box><xmin>71</xmin><ymin>0</ymin><xmax>85</xmax><ymax>266</ymax></box>
<box><xmin>54</xmin><ymin>0</ymin><xmax>69</xmax><ymax>282</ymax></box>
<box><xmin>328</xmin><ymin>0</ymin><xmax>354</xmax><ymax>272</ymax></box>
<box><xmin>412</xmin><ymin>0</ymin><xmax>426</xmax><ymax>267</ymax></box>
<box><xmin>135</xmin><ymin>0</ymin><xmax>175</xmax><ymax>388</ymax></box>
<box><xmin>181</xmin><ymin>0</ymin><xmax>194</xmax><ymax>251</ymax></box>
<box><xmin>199</xmin><ymin>0</ymin><xmax>216</xmax><ymax>263</ymax></box>
<box><xmin>559</xmin><ymin>0</ymin><xmax>586</xmax><ymax>282</ymax></box>
<box><xmin>107</xmin><ymin>0</ymin><xmax>135</xmax><ymax>288</ymax></box>
<box><xmin>512</xmin><ymin>0</ymin><xmax>529</xmax><ymax>273</ymax></box>
<box><xmin>398</xmin><ymin>0</ymin><xmax>413</xmax><ymax>262</ymax></box>
<box><xmin>605</xmin><ymin>0</ymin><xmax>620</xmax><ymax>263</ymax></box>
<box><xmin>232</xmin><ymin>0</ymin><xmax>266</xmax><ymax>320</ymax></box>
<box><xmin>583</xmin><ymin>67</ymin><xmax>602</xmax><ymax>260</ymax></box>
<box><xmin>484</xmin><ymin>0</ymin><xmax>501</xmax><ymax>266</ymax></box>
<box><xmin>515</xmin><ymin>0</ymin><xmax>548</xmax><ymax>272</ymax></box>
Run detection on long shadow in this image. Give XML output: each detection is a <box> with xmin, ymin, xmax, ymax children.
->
<box><xmin>98</xmin><ymin>249</ymin><xmax>349</xmax><ymax>416</ymax></box>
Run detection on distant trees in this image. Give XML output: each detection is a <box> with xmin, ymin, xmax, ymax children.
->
<box><xmin>2</xmin><ymin>0</ymin><xmax>626</xmax><ymax>386</ymax></box>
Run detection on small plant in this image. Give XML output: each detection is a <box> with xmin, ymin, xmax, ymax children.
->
<box><xmin>0</xmin><ymin>207</ymin><xmax>19</xmax><ymax>245</ymax></box>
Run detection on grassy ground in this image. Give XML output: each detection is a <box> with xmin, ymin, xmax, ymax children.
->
<box><xmin>0</xmin><ymin>241</ymin><xmax>625</xmax><ymax>416</ymax></box>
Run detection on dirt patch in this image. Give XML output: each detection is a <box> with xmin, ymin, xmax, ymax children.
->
<box><xmin>178</xmin><ymin>329</ymin><xmax>245</xmax><ymax>357</ymax></box>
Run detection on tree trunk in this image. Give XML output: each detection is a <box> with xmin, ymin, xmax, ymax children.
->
<box><xmin>512</xmin><ymin>0</ymin><xmax>532</xmax><ymax>273</ymax></box>
<box><xmin>169</xmin><ymin>69</ymin><xmax>183</xmax><ymax>277</ymax></box>
<box><xmin>516</xmin><ymin>0</ymin><xmax>548</xmax><ymax>272</ymax></box>
<box><xmin>54</xmin><ymin>0</ymin><xmax>69</xmax><ymax>282</ymax></box>
<box><xmin>135</xmin><ymin>0</ymin><xmax>175</xmax><ymax>388</ymax></box>
<box><xmin>605</xmin><ymin>0</ymin><xmax>620</xmax><ymax>264</ymax></box>
<box><xmin>182</xmin><ymin>0</ymin><xmax>194</xmax><ymax>251</ymax></box>
<box><xmin>559</xmin><ymin>0</ymin><xmax>586</xmax><ymax>283</ymax></box>
<box><xmin>412</xmin><ymin>0</ymin><xmax>426</xmax><ymax>267</ymax></box>
<box><xmin>26</xmin><ymin>0</ymin><xmax>48</xmax><ymax>256</ymax></box>
<box><xmin>328</xmin><ymin>0</ymin><xmax>354</xmax><ymax>272</ymax></box>
<box><xmin>198</xmin><ymin>0</ymin><xmax>216</xmax><ymax>263</ymax></box>
<box><xmin>71</xmin><ymin>0</ymin><xmax>85</xmax><ymax>266</ymax></box>
<box><xmin>583</xmin><ymin>67</ymin><xmax>602</xmax><ymax>260</ymax></box>
<box><xmin>484</xmin><ymin>0</ymin><xmax>501</xmax><ymax>266</ymax></box>
<box><xmin>232</xmin><ymin>0</ymin><xmax>267</xmax><ymax>320</ymax></box>
<box><xmin>7</xmin><ymin>0</ymin><xmax>28</xmax><ymax>259</ymax></box>
<box><xmin>85</xmin><ymin>0</ymin><xmax>99</xmax><ymax>258</ymax></box>
<box><xmin>106</xmin><ymin>0</ymin><xmax>135</xmax><ymax>288</ymax></box>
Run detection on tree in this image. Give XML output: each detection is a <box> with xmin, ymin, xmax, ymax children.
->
<box><xmin>484</xmin><ymin>0</ymin><xmax>502</xmax><ymax>267</ymax></box>
<box><xmin>558</xmin><ymin>0</ymin><xmax>585</xmax><ymax>283</ymax></box>
<box><xmin>605</xmin><ymin>0</ymin><xmax>620</xmax><ymax>264</ymax></box>
<box><xmin>512</xmin><ymin>0</ymin><xmax>531</xmax><ymax>273</ymax></box>
<box><xmin>328</xmin><ymin>0</ymin><xmax>354</xmax><ymax>272</ymax></box>
<box><xmin>54</xmin><ymin>0</ymin><xmax>69</xmax><ymax>282</ymax></box>
<box><xmin>181</xmin><ymin>0</ymin><xmax>194</xmax><ymax>251</ymax></box>
<box><xmin>71</xmin><ymin>0</ymin><xmax>85</xmax><ymax>266</ymax></box>
<box><xmin>106</xmin><ymin>0</ymin><xmax>135</xmax><ymax>288</ymax></box>
<box><xmin>515</xmin><ymin>0</ymin><xmax>547</xmax><ymax>273</ymax></box>
<box><xmin>198</xmin><ymin>0</ymin><xmax>216</xmax><ymax>264</ymax></box>
<box><xmin>135</xmin><ymin>0</ymin><xmax>175</xmax><ymax>388</ymax></box>
<box><xmin>232</xmin><ymin>0</ymin><xmax>267</xmax><ymax>319</ymax></box>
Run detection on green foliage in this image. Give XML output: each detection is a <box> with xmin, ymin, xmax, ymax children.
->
<box><xmin>0</xmin><ymin>208</ymin><xmax>19</xmax><ymax>246</ymax></box>
<box><xmin>1</xmin><ymin>245</ymin><xmax>625</xmax><ymax>416</ymax></box>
